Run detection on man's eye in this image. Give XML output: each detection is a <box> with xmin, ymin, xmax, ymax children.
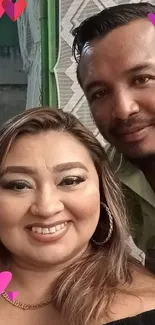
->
<box><xmin>59</xmin><ymin>176</ymin><xmax>85</xmax><ymax>187</ymax></box>
<box><xmin>0</xmin><ymin>181</ymin><xmax>31</xmax><ymax>191</ymax></box>
<box><xmin>133</xmin><ymin>76</ymin><xmax>150</xmax><ymax>85</ymax></box>
<box><xmin>89</xmin><ymin>89</ymin><xmax>107</xmax><ymax>102</ymax></box>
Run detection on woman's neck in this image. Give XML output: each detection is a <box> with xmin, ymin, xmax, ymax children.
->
<box><xmin>5</xmin><ymin>259</ymin><xmax>62</xmax><ymax>304</ymax></box>
<box><xmin>3</xmin><ymin>246</ymin><xmax>88</xmax><ymax>305</ymax></box>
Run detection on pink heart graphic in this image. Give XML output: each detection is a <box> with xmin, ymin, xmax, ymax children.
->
<box><xmin>2</xmin><ymin>0</ymin><xmax>27</xmax><ymax>22</ymax></box>
<box><xmin>0</xmin><ymin>271</ymin><xmax>12</xmax><ymax>294</ymax></box>
<box><xmin>7</xmin><ymin>291</ymin><xmax>18</xmax><ymax>301</ymax></box>
<box><xmin>148</xmin><ymin>13</ymin><xmax>155</xmax><ymax>26</ymax></box>
<box><xmin>0</xmin><ymin>0</ymin><xmax>5</xmax><ymax>18</ymax></box>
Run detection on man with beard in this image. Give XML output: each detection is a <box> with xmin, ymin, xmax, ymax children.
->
<box><xmin>72</xmin><ymin>2</ymin><xmax>155</xmax><ymax>271</ymax></box>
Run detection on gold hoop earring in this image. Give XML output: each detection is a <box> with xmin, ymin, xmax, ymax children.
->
<box><xmin>92</xmin><ymin>202</ymin><xmax>113</xmax><ymax>245</ymax></box>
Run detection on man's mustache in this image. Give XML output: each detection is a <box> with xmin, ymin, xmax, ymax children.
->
<box><xmin>110</xmin><ymin>117</ymin><xmax>155</xmax><ymax>136</ymax></box>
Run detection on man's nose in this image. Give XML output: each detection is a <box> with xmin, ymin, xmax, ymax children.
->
<box><xmin>30</xmin><ymin>188</ymin><xmax>64</xmax><ymax>218</ymax></box>
<box><xmin>112</xmin><ymin>89</ymin><xmax>140</xmax><ymax>120</ymax></box>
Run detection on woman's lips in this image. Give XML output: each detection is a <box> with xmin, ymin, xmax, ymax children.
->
<box><xmin>26</xmin><ymin>221</ymin><xmax>71</xmax><ymax>243</ymax></box>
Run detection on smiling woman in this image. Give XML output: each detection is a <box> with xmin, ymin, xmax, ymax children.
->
<box><xmin>0</xmin><ymin>107</ymin><xmax>155</xmax><ymax>325</ymax></box>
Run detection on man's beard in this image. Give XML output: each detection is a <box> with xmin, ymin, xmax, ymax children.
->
<box><xmin>127</xmin><ymin>152</ymin><xmax>155</xmax><ymax>169</ymax></box>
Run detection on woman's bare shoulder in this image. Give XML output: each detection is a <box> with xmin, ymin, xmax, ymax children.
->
<box><xmin>101</xmin><ymin>267</ymin><xmax>155</xmax><ymax>324</ymax></box>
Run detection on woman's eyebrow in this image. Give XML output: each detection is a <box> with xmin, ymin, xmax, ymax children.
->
<box><xmin>0</xmin><ymin>166</ymin><xmax>37</xmax><ymax>177</ymax></box>
<box><xmin>53</xmin><ymin>162</ymin><xmax>88</xmax><ymax>172</ymax></box>
<box><xmin>0</xmin><ymin>162</ymin><xmax>89</xmax><ymax>177</ymax></box>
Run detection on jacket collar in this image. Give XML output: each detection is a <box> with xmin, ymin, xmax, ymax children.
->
<box><xmin>106</xmin><ymin>145</ymin><xmax>155</xmax><ymax>208</ymax></box>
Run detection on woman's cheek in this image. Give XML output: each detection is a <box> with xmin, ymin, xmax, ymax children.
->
<box><xmin>64</xmin><ymin>186</ymin><xmax>100</xmax><ymax>221</ymax></box>
<box><xmin>0</xmin><ymin>197</ymin><xmax>26</xmax><ymax>226</ymax></box>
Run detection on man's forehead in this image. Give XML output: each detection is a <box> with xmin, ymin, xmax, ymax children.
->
<box><xmin>79</xmin><ymin>18</ymin><xmax>155</xmax><ymax>86</ymax></box>
<box><xmin>97</xmin><ymin>18</ymin><xmax>154</xmax><ymax>54</ymax></box>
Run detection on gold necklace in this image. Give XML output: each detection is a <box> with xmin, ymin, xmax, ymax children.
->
<box><xmin>1</xmin><ymin>291</ymin><xmax>53</xmax><ymax>310</ymax></box>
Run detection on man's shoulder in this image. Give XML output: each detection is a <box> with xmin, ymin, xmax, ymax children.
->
<box><xmin>104</xmin><ymin>144</ymin><xmax>124</xmax><ymax>171</ymax></box>
<box><xmin>104</xmin><ymin>145</ymin><xmax>155</xmax><ymax>261</ymax></box>
<box><xmin>104</xmin><ymin>143</ymin><xmax>114</xmax><ymax>156</ymax></box>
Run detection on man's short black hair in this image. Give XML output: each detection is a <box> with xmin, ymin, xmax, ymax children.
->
<box><xmin>72</xmin><ymin>2</ymin><xmax>155</xmax><ymax>86</ymax></box>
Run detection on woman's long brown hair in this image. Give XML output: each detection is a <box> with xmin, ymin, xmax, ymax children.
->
<box><xmin>0</xmin><ymin>107</ymin><xmax>136</xmax><ymax>325</ymax></box>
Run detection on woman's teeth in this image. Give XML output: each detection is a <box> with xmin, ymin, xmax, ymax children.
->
<box><xmin>31</xmin><ymin>222</ymin><xmax>68</xmax><ymax>235</ymax></box>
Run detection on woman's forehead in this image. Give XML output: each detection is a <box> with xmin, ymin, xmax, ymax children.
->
<box><xmin>3</xmin><ymin>131</ymin><xmax>97</xmax><ymax>174</ymax></box>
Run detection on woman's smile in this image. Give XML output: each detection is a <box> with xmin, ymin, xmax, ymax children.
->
<box><xmin>26</xmin><ymin>221</ymin><xmax>71</xmax><ymax>243</ymax></box>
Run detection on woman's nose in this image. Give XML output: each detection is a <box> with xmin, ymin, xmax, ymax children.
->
<box><xmin>30</xmin><ymin>189</ymin><xmax>64</xmax><ymax>218</ymax></box>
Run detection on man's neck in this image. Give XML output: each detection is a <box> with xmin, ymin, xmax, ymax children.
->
<box><xmin>130</xmin><ymin>155</ymin><xmax>155</xmax><ymax>192</ymax></box>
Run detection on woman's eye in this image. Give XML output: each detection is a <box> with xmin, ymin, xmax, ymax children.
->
<box><xmin>59</xmin><ymin>176</ymin><xmax>85</xmax><ymax>187</ymax></box>
<box><xmin>133</xmin><ymin>76</ymin><xmax>150</xmax><ymax>85</ymax></box>
<box><xmin>0</xmin><ymin>181</ymin><xmax>31</xmax><ymax>191</ymax></box>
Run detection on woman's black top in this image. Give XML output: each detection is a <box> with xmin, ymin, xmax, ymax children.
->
<box><xmin>105</xmin><ymin>309</ymin><xmax>155</xmax><ymax>324</ymax></box>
